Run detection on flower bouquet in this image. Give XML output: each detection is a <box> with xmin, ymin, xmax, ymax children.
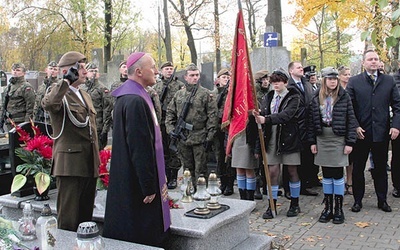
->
<box><xmin>96</xmin><ymin>147</ymin><xmax>111</xmax><ymax>190</ymax></box>
<box><xmin>10</xmin><ymin>119</ymin><xmax>53</xmax><ymax>195</ymax></box>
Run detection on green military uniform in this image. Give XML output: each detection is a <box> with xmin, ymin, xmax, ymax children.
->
<box><xmin>33</xmin><ymin>76</ymin><xmax>58</xmax><ymax>122</ymax></box>
<box><xmin>1</xmin><ymin>76</ymin><xmax>35</xmax><ymax>130</ymax></box>
<box><xmin>153</xmin><ymin>64</ymin><xmax>185</xmax><ymax>189</ymax></box>
<box><xmin>85</xmin><ymin>79</ymin><xmax>113</xmax><ymax>149</ymax></box>
<box><xmin>166</xmin><ymin>83</ymin><xmax>218</xmax><ymax>184</ymax></box>
<box><xmin>147</xmin><ymin>86</ymin><xmax>162</xmax><ymax>124</ymax></box>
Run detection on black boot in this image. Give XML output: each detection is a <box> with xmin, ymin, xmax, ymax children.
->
<box><xmin>254</xmin><ymin>175</ymin><xmax>263</xmax><ymax>200</ymax></box>
<box><xmin>239</xmin><ymin>189</ymin><xmax>247</xmax><ymax>200</ymax></box>
<box><xmin>287</xmin><ymin>197</ymin><xmax>301</xmax><ymax>217</ymax></box>
<box><xmin>246</xmin><ymin>190</ymin><xmax>255</xmax><ymax>201</ymax></box>
<box><xmin>224</xmin><ymin>176</ymin><xmax>234</xmax><ymax>196</ymax></box>
<box><xmin>318</xmin><ymin>194</ymin><xmax>333</xmax><ymax>223</ymax></box>
<box><xmin>167</xmin><ymin>169</ymin><xmax>178</xmax><ymax>189</ymax></box>
<box><xmin>262</xmin><ymin>199</ymin><xmax>277</xmax><ymax>219</ymax></box>
<box><xmin>219</xmin><ymin>176</ymin><xmax>227</xmax><ymax>194</ymax></box>
<box><xmin>333</xmin><ymin>195</ymin><xmax>345</xmax><ymax>224</ymax></box>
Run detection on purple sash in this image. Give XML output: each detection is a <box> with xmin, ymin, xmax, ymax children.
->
<box><xmin>113</xmin><ymin>80</ymin><xmax>171</xmax><ymax>231</ymax></box>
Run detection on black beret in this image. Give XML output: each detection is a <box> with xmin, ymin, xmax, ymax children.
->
<box><xmin>58</xmin><ymin>51</ymin><xmax>86</xmax><ymax>67</ymax></box>
<box><xmin>161</xmin><ymin>61</ymin><xmax>173</xmax><ymax>69</ymax></box>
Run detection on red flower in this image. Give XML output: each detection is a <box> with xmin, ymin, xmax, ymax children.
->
<box><xmin>98</xmin><ymin>149</ymin><xmax>111</xmax><ymax>188</ymax></box>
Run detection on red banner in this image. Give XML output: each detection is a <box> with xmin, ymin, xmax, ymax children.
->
<box><xmin>221</xmin><ymin>9</ymin><xmax>256</xmax><ymax>156</ymax></box>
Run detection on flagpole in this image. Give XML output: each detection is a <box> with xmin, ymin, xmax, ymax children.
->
<box><xmin>236</xmin><ymin>2</ymin><xmax>276</xmax><ymax>217</ymax></box>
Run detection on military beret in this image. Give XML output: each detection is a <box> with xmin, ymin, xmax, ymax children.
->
<box><xmin>161</xmin><ymin>61</ymin><xmax>173</xmax><ymax>69</ymax></box>
<box><xmin>58</xmin><ymin>51</ymin><xmax>86</xmax><ymax>67</ymax></box>
<box><xmin>304</xmin><ymin>65</ymin><xmax>317</xmax><ymax>76</ymax></box>
<box><xmin>127</xmin><ymin>52</ymin><xmax>146</xmax><ymax>68</ymax></box>
<box><xmin>12</xmin><ymin>63</ymin><xmax>26</xmax><ymax>71</ymax></box>
<box><xmin>119</xmin><ymin>60</ymin><xmax>127</xmax><ymax>68</ymax></box>
<box><xmin>47</xmin><ymin>61</ymin><xmax>57</xmax><ymax>67</ymax></box>
<box><xmin>85</xmin><ymin>62</ymin><xmax>98</xmax><ymax>70</ymax></box>
<box><xmin>254</xmin><ymin>70</ymin><xmax>269</xmax><ymax>81</ymax></box>
<box><xmin>321</xmin><ymin>67</ymin><xmax>338</xmax><ymax>78</ymax></box>
<box><xmin>217</xmin><ymin>68</ymin><xmax>230</xmax><ymax>78</ymax></box>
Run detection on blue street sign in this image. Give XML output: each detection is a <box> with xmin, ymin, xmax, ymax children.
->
<box><xmin>264</xmin><ymin>32</ymin><xmax>278</xmax><ymax>47</ymax></box>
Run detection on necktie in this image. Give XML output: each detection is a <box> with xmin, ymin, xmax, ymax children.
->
<box><xmin>312</xmin><ymin>85</ymin><xmax>317</xmax><ymax>91</ymax></box>
<box><xmin>326</xmin><ymin>96</ymin><xmax>332</xmax><ymax>123</ymax></box>
<box><xmin>297</xmin><ymin>82</ymin><xmax>304</xmax><ymax>92</ymax></box>
<box><xmin>370</xmin><ymin>74</ymin><xmax>375</xmax><ymax>84</ymax></box>
<box><xmin>273</xmin><ymin>95</ymin><xmax>281</xmax><ymax>114</ymax></box>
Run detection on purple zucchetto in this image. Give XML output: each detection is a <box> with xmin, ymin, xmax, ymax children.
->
<box><xmin>126</xmin><ymin>52</ymin><xmax>146</xmax><ymax>68</ymax></box>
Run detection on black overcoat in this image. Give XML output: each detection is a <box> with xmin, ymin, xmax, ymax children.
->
<box><xmin>103</xmin><ymin>94</ymin><xmax>168</xmax><ymax>247</ymax></box>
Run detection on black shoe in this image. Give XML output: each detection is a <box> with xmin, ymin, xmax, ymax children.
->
<box><xmin>300</xmin><ymin>188</ymin><xmax>318</xmax><ymax>196</ymax></box>
<box><xmin>378</xmin><ymin>201</ymin><xmax>392</xmax><ymax>212</ymax></box>
<box><xmin>351</xmin><ymin>203</ymin><xmax>362</xmax><ymax>212</ymax></box>
<box><xmin>262</xmin><ymin>207</ymin><xmax>273</xmax><ymax>219</ymax></box>
<box><xmin>277</xmin><ymin>190</ymin><xmax>283</xmax><ymax>196</ymax></box>
<box><xmin>223</xmin><ymin>186</ymin><xmax>234</xmax><ymax>196</ymax></box>
<box><xmin>287</xmin><ymin>205</ymin><xmax>301</xmax><ymax>217</ymax></box>
<box><xmin>167</xmin><ymin>179</ymin><xmax>177</xmax><ymax>189</ymax></box>
<box><xmin>393</xmin><ymin>188</ymin><xmax>400</xmax><ymax>198</ymax></box>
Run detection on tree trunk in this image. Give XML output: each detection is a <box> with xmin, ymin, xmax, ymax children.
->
<box><xmin>104</xmin><ymin>0</ymin><xmax>112</xmax><ymax>73</ymax></box>
<box><xmin>214</xmin><ymin>0</ymin><xmax>221</xmax><ymax>72</ymax></box>
<box><xmin>163</xmin><ymin>0</ymin><xmax>173</xmax><ymax>62</ymax></box>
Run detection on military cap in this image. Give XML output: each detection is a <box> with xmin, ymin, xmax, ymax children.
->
<box><xmin>12</xmin><ymin>63</ymin><xmax>26</xmax><ymax>71</ymax></box>
<box><xmin>58</xmin><ymin>51</ymin><xmax>86</xmax><ymax>67</ymax></box>
<box><xmin>126</xmin><ymin>52</ymin><xmax>146</xmax><ymax>68</ymax></box>
<box><xmin>217</xmin><ymin>68</ymin><xmax>230</xmax><ymax>78</ymax></box>
<box><xmin>321</xmin><ymin>67</ymin><xmax>338</xmax><ymax>78</ymax></box>
<box><xmin>85</xmin><ymin>62</ymin><xmax>98</xmax><ymax>70</ymax></box>
<box><xmin>47</xmin><ymin>61</ymin><xmax>57</xmax><ymax>67</ymax></box>
<box><xmin>161</xmin><ymin>61</ymin><xmax>174</xmax><ymax>69</ymax></box>
<box><xmin>303</xmin><ymin>65</ymin><xmax>317</xmax><ymax>76</ymax></box>
<box><xmin>119</xmin><ymin>60</ymin><xmax>127</xmax><ymax>68</ymax></box>
<box><xmin>254</xmin><ymin>70</ymin><xmax>269</xmax><ymax>81</ymax></box>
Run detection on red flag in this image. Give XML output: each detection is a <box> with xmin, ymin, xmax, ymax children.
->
<box><xmin>221</xmin><ymin>9</ymin><xmax>256</xmax><ymax>156</ymax></box>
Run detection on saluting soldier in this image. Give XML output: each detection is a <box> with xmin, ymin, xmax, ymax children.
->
<box><xmin>0</xmin><ymin>63</ymin><xmax>35</xmax><ymax>131</ymax></box>
<box><xmin>166</xmin><ymin>64</ymin><xmax>218</xmax><ymax>185</ymax></box>
<box><xmin>33</xmin><ymin>61</ymin><xmax>59</xmax><ymax>122</ymax></box>
<box><xmin>153</xmin><ymin>61</ymin><xmax>184</xmax><ymax>189</ymax></box>
<box><xmin>84</xmin><ymin>62</ymin><xmax>113</xmax><ymax>150</ymax></box>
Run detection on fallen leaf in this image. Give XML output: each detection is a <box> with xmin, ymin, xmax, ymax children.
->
<box><xmin>283</xmin><ymin>235</ymin><xmax>291</xmax><ymax>240</ymax></box>
<box><xmin>305</xmin><ymin>237</ymin><xmax>315</xmax><ymax>242</ymax></box>
<box><xmin>300</xmin><ymin>222</ymin><xmax>312</xmax><ymax>226</ymax></box>
<box><xmin>355</xmin><ymin>222</ymin><xmax>370</xmax><ymax>228</ymax></box>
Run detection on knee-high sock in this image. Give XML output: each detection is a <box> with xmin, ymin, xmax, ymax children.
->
<box><xmin>268</xmin><ymin>185</ymin><xmax>279</xmax><ymax>200</ymax></box>
<box><xmin>333</xmin><ymin>177</ymin><xmax>345</xmax><ymax>196</ymax></box>
<box><xmin>289</xmin><ymin>181</ymin><xmax>301</xmax><ymax>198</ymax></box>
<box><xmin>237</xmin><ymin>174</ymin><xmax>246</xmax><ymax>190</ymax></box>
<box><xmin>322</xmin><ymin>178</ymin><xmax>333</xmax><ymax>194</ymax></box>
<box><xmin>246</xmin><ymin>177</ymin><xmax>256</xmax><ymax>191</ymax></box>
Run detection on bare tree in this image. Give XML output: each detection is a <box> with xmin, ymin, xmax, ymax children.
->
<box><xmin>163</xmin><ymin>0</ymin><xmax>173</xmax><ymax>62</ymax></box>
<box><xmin>214</xmin><ymin>0</ymin><xmax>221</xmax><ymax>72</ymax></box>
<box><xmin>265</xmin><ymin>0</ymin><xmax>282</xmax><ymax>46</ymax></box>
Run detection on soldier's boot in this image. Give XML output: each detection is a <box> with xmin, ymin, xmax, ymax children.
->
<box><xmin>223</xmin><ymin>176</ymin><xmax>234</xmax><ymax>196</ymax></box>
<box><xmin>254</xmin><ymin>175</ymin><xmax>263</xmax><ymax>200</ymax></box>
<box><xmin>239</xmin><ymin>189</ymin><xmax>247</xmax><ymax>200</ymax></box>
<box><xmin>219</xmin><ymin>175</ymin><xmax>227</xmax><ymax>194</ymax></box>
<box><xmin>318</xmin><ymin>194</ymin><xmax>333</xmax><ymax>223</ymax></box>
<box><xmin>262</xmin><ymin>199</ymin><xmax>277</xmax><ymax>219</ymax></box>
<box><xmin>246</xmin><ymin>190</ymin><xmax>255</xmax><ymax>201</ymax></box>
<box><xmin>333</xmin><ymin>195</ymin><xmax>345</xmax><ymax>224</ymax></box>
<box><xmin>167</xmin><ymin>169</ymin><xmax>178</xmax><ymax>189</ymax></box>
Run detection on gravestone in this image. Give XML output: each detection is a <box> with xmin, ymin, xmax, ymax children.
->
<box><xmin>200</xmin><ymin>62</ymin><xmax>214</xmax><ymax>90</ymax></box>
<box><xmin>91</xmin><ymin>49</ymin><xmax>104</xmax><ymax>73</ymax></box>
<box><xmin>105</xmin><ymin>55</ymin><xmax>125</xmax><ymax>88</ymax></box>
<box><xmin>250</xmin><ymin>47</ymin><xmax>291</xmax><ymax>73</ymax></box>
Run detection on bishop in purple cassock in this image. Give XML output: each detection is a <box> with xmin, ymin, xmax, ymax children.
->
<box><xmin>103</xmin><ymin>52</ymin><xmax>171</xmax><ymax>248</ymax></box>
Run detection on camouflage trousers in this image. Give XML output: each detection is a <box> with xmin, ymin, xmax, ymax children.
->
<box><xmin>161</xmin><ymin>124</ymin><xmax>181</xmax><ymax>171</ymax></box>
<box><xmin>178</xmin><ymin>142</ymin><xmax>208</xmax><ymax>185</ymax></box>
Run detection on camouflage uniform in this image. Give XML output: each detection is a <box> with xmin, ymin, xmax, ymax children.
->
<box><xmin>33</xmin><ymin>76</ymin><xmax>58</xmax><ymax>122</ymax></box>
<box><xmin>166</xmin><ymin>83</ymin><xmax>218</xmax><ymax>184</ymax></box>
<box><xmin>153</xmin><ymin>76</ymin><xmax>185</xmax><ymax>185</ymax></box>
<box><xmin>147</xmin><ymin>86</ymin><xmax>162</xmax><ymax>124</ymax></box>
<box><xmin>1</xmin><ymin>76</ymin><xmax>35</xmax><ymax>130</ymax></box>
<box><xmin>110</xmin><ymin>77</ymin><xmax>127</xmax><ymax>92</ymax></box>
<box><xmin>85</xmin><ymin>79</ymin><xmax>113</xmax><ymax>149</ymax></box>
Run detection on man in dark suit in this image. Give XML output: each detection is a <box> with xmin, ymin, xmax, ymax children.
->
<box><xmin>42</xmin><ymin>51</ymin><xmax>100</xmax><ymax>231</ymax></box>
<box><xmin>287</xmin><ymin>61</ymin><xmax>319</xmax><ymax>197</ymax></box>
<box><xmin>392</xmin><ymin>59</ymin><xmax>400</xmax><ymax>198</ymax></box>
<box><xmin>347</xmin><ymin>50</ymin><xmax>400</xmax><ymax>213</ymax></box>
